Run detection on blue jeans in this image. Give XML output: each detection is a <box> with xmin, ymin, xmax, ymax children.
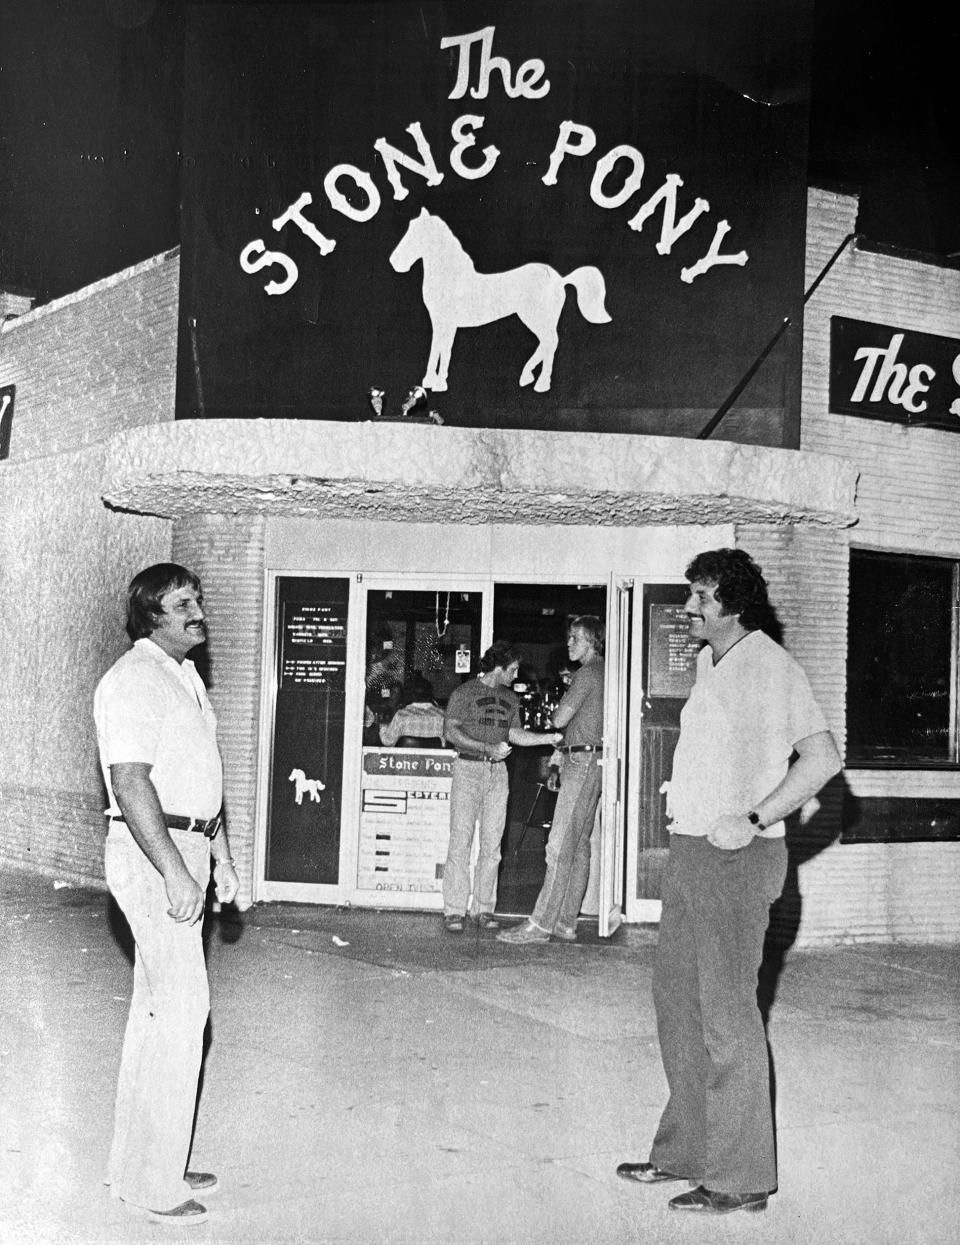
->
<box><xmin>650</xmin><ymin>834</ymin><xmax>787</xmax><ymax>1194</ymax></box>
<box><xmin>104</xmin><ymin>825</ymin><xmax>211</xmax><ymax>1211</ymax></box>
<box><xmin>443</xmin><ymin>759</ymin><xmax>508</xmax><ymax>916</ymax></box>
<box><xmin>531</xmin><ymin>753</ymin><xmax>603</xmax><ymax>933</ymax></box>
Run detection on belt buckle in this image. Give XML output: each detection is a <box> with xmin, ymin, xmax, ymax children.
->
<box><xmin>202</xmin><ymin>815</ymin><xmax>221</xmax><ymax>840</ymax></box>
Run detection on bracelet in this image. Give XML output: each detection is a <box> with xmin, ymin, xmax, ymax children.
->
<box><xmin>214</xmin><ymin>858</ymin><xmax>236</xmax><ymax>869</ymax></box>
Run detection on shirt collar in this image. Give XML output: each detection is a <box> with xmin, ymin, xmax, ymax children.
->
<box><xmin>134</xmin><ymin>636</ymin><xmax>197</xmax><ymax>677</ymax></box>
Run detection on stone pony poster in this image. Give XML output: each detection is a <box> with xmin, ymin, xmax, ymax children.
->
<box><xmin>176</xmin><ymin>0</ymin><xmax>813</xmax><ymax>439</ymax></box>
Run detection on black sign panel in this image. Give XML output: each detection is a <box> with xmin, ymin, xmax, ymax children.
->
<box><xmin>830</xmin><ymin>316</ymin><xmax>960</xmax><ymax>430</ymax></box>
<box><xmin>176</xmin><ymin>0</ymin><xmax>812</xmax><ymax>436</ymax></box>
<box><xmin>267</xmin><ymin>577</ymin><xmax>350</xmax><ymax>884</ymax></box>
<box><xmin>0</xmin><ymin>384</ymin><xmax>14</xmax><ymax>461</ymax></box>
<box><xmin>646</xmin><ymin>601</ymin><xmax>700</xmax><ymax>698</ymax></box>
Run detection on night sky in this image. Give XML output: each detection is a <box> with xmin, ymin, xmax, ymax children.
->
<box><xmin>1</xmin><ymin>0</ymin><xmax>958</xmax><ymax>305</ymax></box>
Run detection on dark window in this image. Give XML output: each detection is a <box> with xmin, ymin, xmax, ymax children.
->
<box><xmin>847</xmin><ymin>550</ymin><xmax>959</xmax><ymax>766</ymax></box>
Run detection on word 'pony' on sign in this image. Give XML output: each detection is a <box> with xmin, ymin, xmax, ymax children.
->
<box><xmin>240</xmin><ymin>114</ymin><xmax>747</xmax><ymax>297</ymax></box>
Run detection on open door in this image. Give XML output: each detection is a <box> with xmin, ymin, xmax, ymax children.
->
<box><xmin>598</xmin><ymin>577</ymin><xmax>633</xmax><ymax>936</ymax></box>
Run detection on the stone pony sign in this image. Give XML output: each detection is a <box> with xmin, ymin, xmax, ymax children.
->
<box><xmin>177</xmin><ymin>1</ymin><xmax>813</xmax><ymax>438</ymax></box>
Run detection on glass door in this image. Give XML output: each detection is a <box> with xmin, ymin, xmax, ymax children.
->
<box><xmin>598</xmin><ymin>577</ymin><xmax>635</xmax><ymax>936</ymax></box>
<box><xmin>631</xmin><ymin>582</ymin><xmax>701</xmax><ymax>910</ymax></box>
<box><xmin>491</xmin><ymin>582</ymin><xmax>607</xmax><ymax>915</ymax></box>
<box><xmin>352</xmin><ymin>579</ymin><xmax>487</xmax><ymax>908</ymax></box>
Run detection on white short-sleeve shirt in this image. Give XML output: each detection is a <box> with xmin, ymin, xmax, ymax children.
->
<box><xmin>94</xmin><ymin>638</ymin><xmax>223</xmax><ymax>820</ymax></box>
<box><xmin>667</xmin><ymin>630</ymin><xmax>829</xmax><ymax>838</ymax></box>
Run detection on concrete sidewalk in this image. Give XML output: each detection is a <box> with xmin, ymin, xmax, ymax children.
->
<box><xmin>2</xmin><ymin>865</ymin><xmax>958</xmax><ymax>1245</ymax></box>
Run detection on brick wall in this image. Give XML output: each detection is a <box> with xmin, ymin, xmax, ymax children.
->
<box><xmin>173</xmin><ymin>515</ymin><xmax>267</xmax><ymax>910</ymax></box>
<box><xmin>734</xmin><ymin>524</ymin><xmax>852</xmax><ymax>946</ymax></box>
<box><xmin>0</xmin><ymin>250</ymin><xmax>180</xmax><ymax>461</ymax></box>
<box><xmin>0</xmin><ymin>254</ymin><xmax>178</xmax><ymax>883</ymax></box>
<box><xmin>790</xmin><ymin>187</ymin><xmax>960</xmax><ymax>943</ymax></box>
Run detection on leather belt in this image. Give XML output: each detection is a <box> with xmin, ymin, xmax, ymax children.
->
<box><xmin>559</xmin><ymin>744</ymin><xmax>602</xmax><ymax>754</ymax></box>
<box><xmin>111</xmin><ymin>813</ymin><xmax>222</xmax><ymax>839</ymax></box>
<box><xmin>455</xmin><ymin>753</ymin><xmax>504</xmax><ymax>763</ymax></box>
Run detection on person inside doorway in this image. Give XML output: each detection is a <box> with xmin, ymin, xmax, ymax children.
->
<box><xmin>441</xmin><ymin>641</ymin><xmax>561</xmax><ymax>933</ymax></box>
<box><xmin>498</xmin><ymin>615</ymin><xmax>605</xmax><ymax>944</ymax></box>
<box><xmin>379</xmin><ymin>672</ymin><xmax>446</xmax><ymax>747</ymax></box>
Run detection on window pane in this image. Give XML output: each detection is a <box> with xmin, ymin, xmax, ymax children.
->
<box><xmin>847</xmin><ymin>552</ymin><xmax>955</xmax><ymax>764</ymax></box>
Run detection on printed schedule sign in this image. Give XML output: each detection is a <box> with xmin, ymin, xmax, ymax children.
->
<box><xmin>647</xmin><ymin>602</ymin><xmax>700</xmax><ymax>698</ymax></box>
<box><xmin>267</xmin><ymin>577</ymin><xmax>350</xmax><ymax>884</ymax></box>
<box><xmin>358</xmin><ymin>749</ymin><xmax>454</xmax><ymax>893</ymax></box>
<box><xmin>280</xmin><ymin>600</ymin><xmax>347</xmax><ymax>688</ymax></box>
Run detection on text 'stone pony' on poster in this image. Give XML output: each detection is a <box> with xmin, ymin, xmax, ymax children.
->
<box><xmin>176</xmin><ymin>0</ymin><xmax>814</xmax><ymax>441</ymax></box>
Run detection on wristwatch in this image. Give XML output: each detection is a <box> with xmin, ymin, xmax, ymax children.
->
<box><xmin>747</xmin><ymin>810</ymin><xmax>766</xmax><ymax>831</ymax></box>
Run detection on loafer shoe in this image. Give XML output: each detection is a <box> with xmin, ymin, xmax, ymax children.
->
<box><xmin>616</xmin><ymin>1161</ymin><xmax>687</xmax><ymax>1184</ymax></box>
<box><xmin>669</xmin><ymin>1186</ymin><xmax>768</xmax><ymax>1214</ymax></box>
<box><xmin>496</xmin><ymin>920</ymin><xmax>550</xmax><ymax>944</ymax></box>
<box><xmin>185</xmin><ymin>1170</ymin><xmax>218</xmax><ymax>1195</ymax></box>
<box><xmin>443</xmin><ymin>914</ymin><xmax>464</xmax><ymax>933</ymax></box>
<box><xmin>143</xmin><ymin>1198</ymin><xmax>209</xmax><ymax>1224</ymax></box>
<box><xmin>474</xmin><ymin>912</ymin><xmax>501</xmax><ymax>930</ymax></box>
<box><xmin>552</xmin><ymin>925</ymin><xmax>577</xmax><ymax>942</ymax></box>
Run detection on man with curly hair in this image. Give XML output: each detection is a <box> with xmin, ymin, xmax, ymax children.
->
<box><xmin>617</xmin><ymin>549</ymin><xmax>841</xmax><ymax>1216</ymax></box>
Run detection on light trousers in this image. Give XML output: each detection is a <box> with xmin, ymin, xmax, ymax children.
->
<box><xmin>531</xmin><ymin>753</ymin><xmax>602</xmax><ymax>933</ymax></box>
<box><xmin>443</xmin><ymin>758</ymin><xmax>509</xmax><ymax>916</ymax></box>
<box><xmin>104</xmin><ymin>826</ymin><xmax>211</xmax><ymax>1211</ymax></box>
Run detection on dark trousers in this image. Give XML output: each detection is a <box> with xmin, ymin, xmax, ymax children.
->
<box><xmin>649</xmin><ymin>834</ymin><xmax>787</xmax><ymax>1194</ymax></box>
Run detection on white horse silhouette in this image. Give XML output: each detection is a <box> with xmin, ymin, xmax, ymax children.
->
<box><xmin>288</xmin><ymin>768</ymin><xmax>325</xmax><ymax>805</ymax></box>
<box><xmin>388</xmin><ymin>208</ymin><xmax>611</xmax><ymax>393</ymax></box>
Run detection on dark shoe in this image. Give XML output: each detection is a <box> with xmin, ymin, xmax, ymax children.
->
<box><xmin>443</xmin><ymin>914</ymin><xmax>464</xmax><ymax>933</ymax></box>
<box><xmin>669</xmin><ymin>1186</ymin><xmax>768</xmax><ymax>1214</ymax></box>
<box><xmin>185</xmin><ymin>1170</ymin><xmax>218</xmax><ymax>1195</ymax></box>
<box><xmin>496</xmin><ymin>920</ymin><xmax>550</xmax><ymax>944</ymax></box>
<box><xmin>144</xmin><ymin>1198</ymin><xmax>209</xmax><ymax>1224</ymax></box>
<box><xmin>616</xmin><ymin>1161</ymin><xmax>687</xmax><ymax>1184</ymax></box>
<box><xmin>474</xmin><ymin>912</ymin><xmax>501</xmax><ymax>930</ymax></box>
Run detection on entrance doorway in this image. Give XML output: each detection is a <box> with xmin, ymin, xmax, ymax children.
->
<box><xmin>492</xmin><ymin>582</ymin><xmax>607</xmax><ymax>914</ymax></box>
<box><xmin>258</xmin><ymin>570</ymin><xmax>631</xmax><ymax>931</ymax></box>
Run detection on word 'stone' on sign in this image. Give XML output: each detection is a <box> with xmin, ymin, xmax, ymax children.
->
<box><xmin>177</xmin><ymin>0</ymin><xmax>813</xmax><ymax>435</ymax></box>
<box><xmin>830</xmin><ymin>317</ymin><xmax>960</xmax><ymax>430</ymax></box>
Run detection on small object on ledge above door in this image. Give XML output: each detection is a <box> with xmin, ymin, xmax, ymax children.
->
<box><xmin>366</xmin><ymin>384</ymin><xmax>444</xmax><ymax>425</ymax></box>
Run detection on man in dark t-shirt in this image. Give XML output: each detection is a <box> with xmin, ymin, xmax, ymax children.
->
<box><xmin>442</xmin><ymin>641</ymin><xmax>561</xmax><ymax>933</ymax></box>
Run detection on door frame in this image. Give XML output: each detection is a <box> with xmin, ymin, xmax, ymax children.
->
<box><xmin>254</xmin><ymin>570</ymin><xmax>493</xmax><ymax>906</ymax></box>
<box><xmin>254</xmin><ymin>568</ymin><xmax>652</xmax><ymax>922</ymax></box>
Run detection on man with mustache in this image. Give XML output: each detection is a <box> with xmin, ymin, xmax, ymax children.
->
<box><xmin>94</xmin><ymin>564</ymin><xmax>237</xmax><ymax>1226</ymax></box>
<box><xmin>617</xmin><ymin>548</ymin><xmax>841</xmax><ymax>1216</ymax></box>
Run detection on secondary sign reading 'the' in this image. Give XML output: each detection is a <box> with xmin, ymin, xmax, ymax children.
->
<box><xmin>830</xmin><ymin>317</ymin><xmax>960</xmax><ymax>429</ymax></box>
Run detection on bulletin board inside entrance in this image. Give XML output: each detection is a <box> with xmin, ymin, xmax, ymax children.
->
<box><xmin>358</xmin><ymin>748</ymin><xmax>454</xmax><ymax>894</ymax></box>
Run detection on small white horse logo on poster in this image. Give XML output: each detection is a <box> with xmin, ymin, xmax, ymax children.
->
<box><xmin>388</xmin><ymin>208</ymin><xmax>611</xmax><ymax>393</ymax></box>
<box><xmin>289</xmin><ymin>768</ymin><xmax>325</xmax><ymax>805</ymax></box>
